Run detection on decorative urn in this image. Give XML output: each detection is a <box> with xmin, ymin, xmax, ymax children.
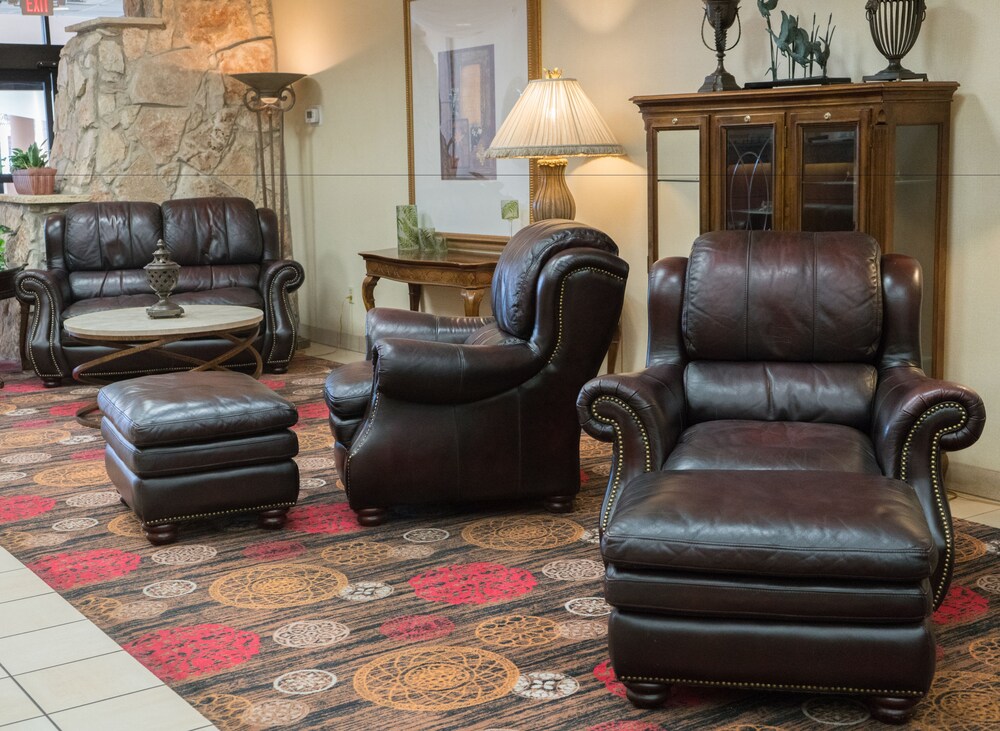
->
<box><xmin>699</xmin><ymin>0</ymin><xmax>743</xmax><ymax>92</ymax></box>
<box><xmin>863</xmin><ymin>0</ymin><xmax>929</xmax><ymax>81</ymax></box>
<box><xmin>144</xmin><ymin>240</ymin><xmax>184</xmax><ymax>318</ymax></box>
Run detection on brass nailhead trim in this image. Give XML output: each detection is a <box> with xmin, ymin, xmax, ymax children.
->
<box><xmin>899</xmin><ymin>401</ymin><xmax>969</xmax><ymax>606</ymax></box>
<box><xmin>620</xmin><ymin>675</ymin><xmax>924</xmax><ymax>697</ymax></box>
<box><xmin>266</xmin><ymin>263</ymin><xmax>303</xmax><ymax>364</ymax></box>
<box><xmin>549</xmin><ymin>267</ymin><xmax>626</xmax><ymax>365</ymax></box>
<box><xmin>144</xmin><ymin>500</ymin><xmax>296</xmax><ymax>525</ymax></box>
<box><xmin>21</xmin><ymin>276</ymin><xmax>64</xmax><ymax>378</ymax></box>
<box><xmin>590</xmin><ymin>395</ymin><xmax>652</xmax><ymax>531</ymax></box>
<box><xmin>344</xmin><ymin>391</ymin><xmax>380</xmax><ymax>498</ymax></box>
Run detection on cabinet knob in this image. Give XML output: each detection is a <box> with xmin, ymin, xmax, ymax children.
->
<box><xmin>824</xmin><ymin>112</ymin><xmax>832</xmax><ymax>120</ymax></box>
<box><xmin>672</xmin><ymin>117</ymin><xmax>679</xmax><ymax>125</ymax></box>
<box><xmin>744</xmin><ymin>115</ymin><xmax>752</xmax><ymax>123</ymax></box>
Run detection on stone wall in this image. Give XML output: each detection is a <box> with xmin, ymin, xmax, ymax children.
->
<box><xmin>52</xmin><ymin>0</ymin><xmax>277</xmax><ymax>219</ymax></box>
<box><xmin>0</xmin><ymin>195</ymin><xmax>91</xmax><ymax>365</ymax></box>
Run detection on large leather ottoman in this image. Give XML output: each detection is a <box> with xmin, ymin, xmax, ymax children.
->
<box><xmin>99</xmin><ymin>371</ymin><xmax>300</xmax><ymax>545</ymax></box>
<box><xmin>601</xmin><ymin>470</ymin><xmax>937</xmax><ymax>724</ymax></box>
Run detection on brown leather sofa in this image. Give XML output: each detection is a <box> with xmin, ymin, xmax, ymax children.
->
<box><xmin>15</xmin><ymin>197</ymin><xmax>304</xmax><ymax>386</ymax></box>
<box><xmin>578</xmin><ymin>231</ymin><xmax>985</xmax><ymax>723</ymax></box>
<box><xmin>324</xmin><ymin>220</ymin><xmax>629</xmax><ymax>525</ymax></box>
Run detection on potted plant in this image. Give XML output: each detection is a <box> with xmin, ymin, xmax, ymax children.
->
<box><xmin>6</xmin><ymin>143</ymin><xmax>57</xmax><ymax>195</ymax></box>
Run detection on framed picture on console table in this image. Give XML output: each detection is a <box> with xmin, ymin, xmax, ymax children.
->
<box><xmin>404</xmin><ymin>0</ymin><xmax>540</xmax><ymax>247</ymax></box>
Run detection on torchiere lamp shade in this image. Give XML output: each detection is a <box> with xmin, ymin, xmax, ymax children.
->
<box><xmin>487</xmin><ymin>73</ymin><xmax>624</xmax><ymax>221</ymax></box>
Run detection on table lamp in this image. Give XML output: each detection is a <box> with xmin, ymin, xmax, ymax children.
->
<box><xmin>486</xmin><ymin>69</ymin><xmax>624</xmax><ymax>221</ymax></box>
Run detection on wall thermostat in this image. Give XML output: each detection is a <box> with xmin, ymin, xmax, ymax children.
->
<box><xmin>305</xmin><ymin>106</ymin><xmax>322</xmax><ymax>126</ymax></box>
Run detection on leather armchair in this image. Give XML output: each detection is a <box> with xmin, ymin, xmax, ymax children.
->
<box><xmin>325</xmin><ymin>220</ymin><xmax>629</xmax><ymax>525</ymax></box>
<box><xmin>577</xmin><ymin>231</ymin><xmax>986</xmax><ymax>721</ymax></box>
<box><xmin>15</xmin><ymin>198</ymin><xmax>304</xmax><ymax>386</ymax></box>
<box><xmin>580</xmin><ymin>230</ymin><xmax>985</xmax><ymax>606</ymax></box>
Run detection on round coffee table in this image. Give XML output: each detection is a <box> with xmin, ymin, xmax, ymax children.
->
<box><xmin>64</xmin><ymin>304</ymin><xmax>264</xmax><ymax>426</ymax></box>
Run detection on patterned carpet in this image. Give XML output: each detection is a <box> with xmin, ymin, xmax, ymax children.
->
<box><xmin>1</xmin><ymin>356</ymin><xmax>999</xmax><ymax>730</ymax></box>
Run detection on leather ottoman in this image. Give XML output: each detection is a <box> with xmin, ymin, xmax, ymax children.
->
<box><xmin>99</xmin><ymin>371</ymin><xmax>300</xmax><ymax>545</ymax></box>
<box><xmin>601</xmin><ymin>470</ymin><xmax>937</xmax><ymax>724</ymax></box>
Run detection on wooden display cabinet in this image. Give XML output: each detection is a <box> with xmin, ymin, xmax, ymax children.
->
<box><xmin>633</xmin><ymin>82</ymin><xmax>957</xmax><ymax>377</ymax></box>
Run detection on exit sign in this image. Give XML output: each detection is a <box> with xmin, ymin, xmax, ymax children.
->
<box><xmin>20</xmin><ymin>0</ymin><xmax>53</xmax><ymax>15</ymax></box>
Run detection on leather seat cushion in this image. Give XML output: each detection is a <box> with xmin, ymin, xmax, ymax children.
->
<box><xmin>324</xmin><ymin>361</ymin><xmax>373</xmax><ymax>449</ymax></box>
<box><xmin>663</xmin><ymin>420</ymin><xmax>882</xmax><ymax>473</ymax></box>
<box><xmin>102</xmin><ymin>418</ymin><xmax>299</xmax><ymax>477</ymax></box>
<box><xmin>324</xmin><ymin>360</ymin><xmax>373</xmax><ymax>419</ymax></box>
<box><xmin>98</xmin><ymin>371</ymin><xmax>298</xmax><ymax>447</ymax></box>
<box><xmin>602</xmin><ymin>470</ymin><xmax>935</xmax><ymax>581</ymax></box>
<box><xmin>604</xmin><ymin>565</ymin><xmax>931</xmax><ymax>622</ymax></box>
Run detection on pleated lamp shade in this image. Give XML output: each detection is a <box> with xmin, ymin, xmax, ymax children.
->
<box><xmin>486</xmin><ymin>74</ymin><xmax>622</xmax><ymax>222</ymax></box>
<box><xmin>486</xmin><ymin>77</ymin><xmax>624</xmax><ymax>159</ymax></box>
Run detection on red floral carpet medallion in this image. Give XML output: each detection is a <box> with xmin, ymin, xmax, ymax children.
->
<box><xmin>1</xmin><ymin>357</ymin><xmax>999</xmax><ymax>730</ymax></box>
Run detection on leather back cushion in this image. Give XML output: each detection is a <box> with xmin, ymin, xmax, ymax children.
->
<box><xmin>63</xmin><ymin>202</ymin><xmax>163</xmax><ymax>272</ymax></box>
<box><xmin>684</xmin><ymin>231</ymin><xmax>882</xmax><ymax>362</ymax></box>
<box><xmin>491</xmin><ymin>220</ymin><xmax>618</xmax><ymax>340</ymax></box>
<box><xmin>62</xmin><ymin>199</ymin><xmax>263</xmax><ymax>300</ymax></box>
<box><xmin>162</xmin><ymin>197</ymin><xmax>263</xmax><ymax>266</ymax></box>
<box><xmin>685</xmin><ymin>361</ymin><xmax>877</xmax><ymax>429</ymax></box>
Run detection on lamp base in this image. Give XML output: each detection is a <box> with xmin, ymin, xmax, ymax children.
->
<box><xmin>533</xmin><ymin>157</ymin><xmax>575</xmax><ymax>221</ymax></box>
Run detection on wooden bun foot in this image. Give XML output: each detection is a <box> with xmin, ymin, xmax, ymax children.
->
<box><xmin>258</xmin><ymin>507</ymin><xmax>289</xmax><ymax>530</ymax></box>
<box><xmin>142</xmin><ymin>522</ymin><xmax>178</xmax><ymax>546</ymax></box>
<box><xmin>623</xmin><ymin>681</ymin><xmax>672</xmax><ymax>709</ymax></box>
<box><xmin>544</xmin><ymin>495</ymin><xmax>574</xmax><ymax>513</ymax></box>
<box><xmin>867</xmin><ymin>695</ymin><xmax>922</xmax><ymax>724</ymax></box>
<box><xmin>356</xmin><ymin>507</ymin><xmax>387</xmax><ymax>526</ymax></box>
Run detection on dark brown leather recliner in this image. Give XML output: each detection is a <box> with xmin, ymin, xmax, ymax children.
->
<box><xmin>15</xmin><ymin>197</ymin><xmax>304</xmax><ymax>386</ymax></box>
<box><xmin>578</xmin><ymin>231</ymin><xmax>985</xmax><ymax>722</ymax></box>
<box><xmin>324</xmin><ymin>220</ymin><xmax>629</xmax><ymax>525</ymax></box>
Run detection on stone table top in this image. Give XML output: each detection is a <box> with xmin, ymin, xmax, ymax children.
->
<box><xmin>64</xmin><ymin>305</ymin><xmax>263</xmax><ymax>340</ymax></box>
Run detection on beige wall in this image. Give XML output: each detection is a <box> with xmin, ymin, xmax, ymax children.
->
<box><xmin>274</xmin><ymin>0</ymin><xmax>998</xmax><ymax>476</ymax></box>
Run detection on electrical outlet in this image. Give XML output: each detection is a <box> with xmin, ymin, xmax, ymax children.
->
<box><xmin>346</xmin><ymin>287</ymin><xmax>354</xmax><ymax>304</ymax></box>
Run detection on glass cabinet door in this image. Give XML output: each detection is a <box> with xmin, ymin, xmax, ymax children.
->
<box><xmin>894</xmin><ymin>124</ymin><xmax>940</xmax><ymax>376</ymax></box>
<box><xmin>655</xmin><ymin>128</ymin><xmax>702</xmax><ymax>259</ymax></box>
<box><xmin>787</xmin><ymin>109</ymin><xmax>867</xmax><ymax>232</ymax></box>
<box><xmin>712</xmin><ymin>114</ymin><xmax>783</xmax><ymax>231</ymax></box>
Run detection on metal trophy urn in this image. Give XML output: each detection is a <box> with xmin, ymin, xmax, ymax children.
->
<box><xmin>144</xmin><ymin>240</ymin><xmax>184</xmax><ymax>318</ymax></box>
<box><xmin>699</xmin><ymin>0</ymin><xmax>742</xmax><ymax>92</ymax></box>
<box><xmin>863</xmin><ymin>0</ymin><xmax>929</xmax><ymax>81</ymax></box>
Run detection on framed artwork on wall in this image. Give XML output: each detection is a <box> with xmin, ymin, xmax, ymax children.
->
<box><xmin>404</xmin><ymin>0</ymin><xmax>540</xmax><ymax>248</ymax></box>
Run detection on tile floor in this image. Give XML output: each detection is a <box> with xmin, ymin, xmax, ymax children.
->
<box><xmin>2</xmin><ymin>342</ymin><xmax>998</xmax><ymax>728</ymax></box>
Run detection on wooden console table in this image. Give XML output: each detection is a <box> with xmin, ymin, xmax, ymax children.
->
<box><xmin>359</xmin><ymin>248</ymin><xmax>500</xmax><ymax>317</ymax></box>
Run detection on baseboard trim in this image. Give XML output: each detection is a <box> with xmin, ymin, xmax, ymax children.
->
<box><xmin>948</xmin><ymin>462</ymin><xmax>1000</xmax><ymax>502</ymax></box>
<box><xmin>300</xmin><ymin>324</ymin><xmax>365</xmax><ymax>354</ymax></box>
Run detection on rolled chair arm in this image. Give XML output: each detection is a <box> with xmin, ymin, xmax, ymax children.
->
<box><xmin>577</xmin><ymin>363</ymin><xmax>687</xmax><ymax>531</ymax></box>
<box><xmin>373</xmin><ymin>337</ymin><xmax>539</xmax><ymax>404</ymax></box>
<box><xmin>258</xmin><ymin>259</ymin><xmax>304</xmax><ymax>370</ymax></box>
<box><xmin>872</xmin><ymin>365</ymin><xmax>986</xmax><ymax>609</ymax></box>
<box><xmin>873</xmin><ymin>366</ymin><xmax>986</xmax><ymax>476</ymax></box>
<box><xmin>366</xmin><ymin>308</ymin><xmax>494</xmax><ymax>357</ymax></box>
<box><xmin>15</xmin><ymin>268</ymin><xmax>73</xmax><ymax>382</ymax></box>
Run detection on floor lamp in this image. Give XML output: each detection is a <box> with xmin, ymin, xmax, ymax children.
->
<box><xmin>486</xmin><ymin>69</ymin><xmax>624</xmax><ymax>222</ymax></box>
<box><xmin>230</xmin><ymin>72</ymin><xmax>305</xmax><ymax>254</ymax></box>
